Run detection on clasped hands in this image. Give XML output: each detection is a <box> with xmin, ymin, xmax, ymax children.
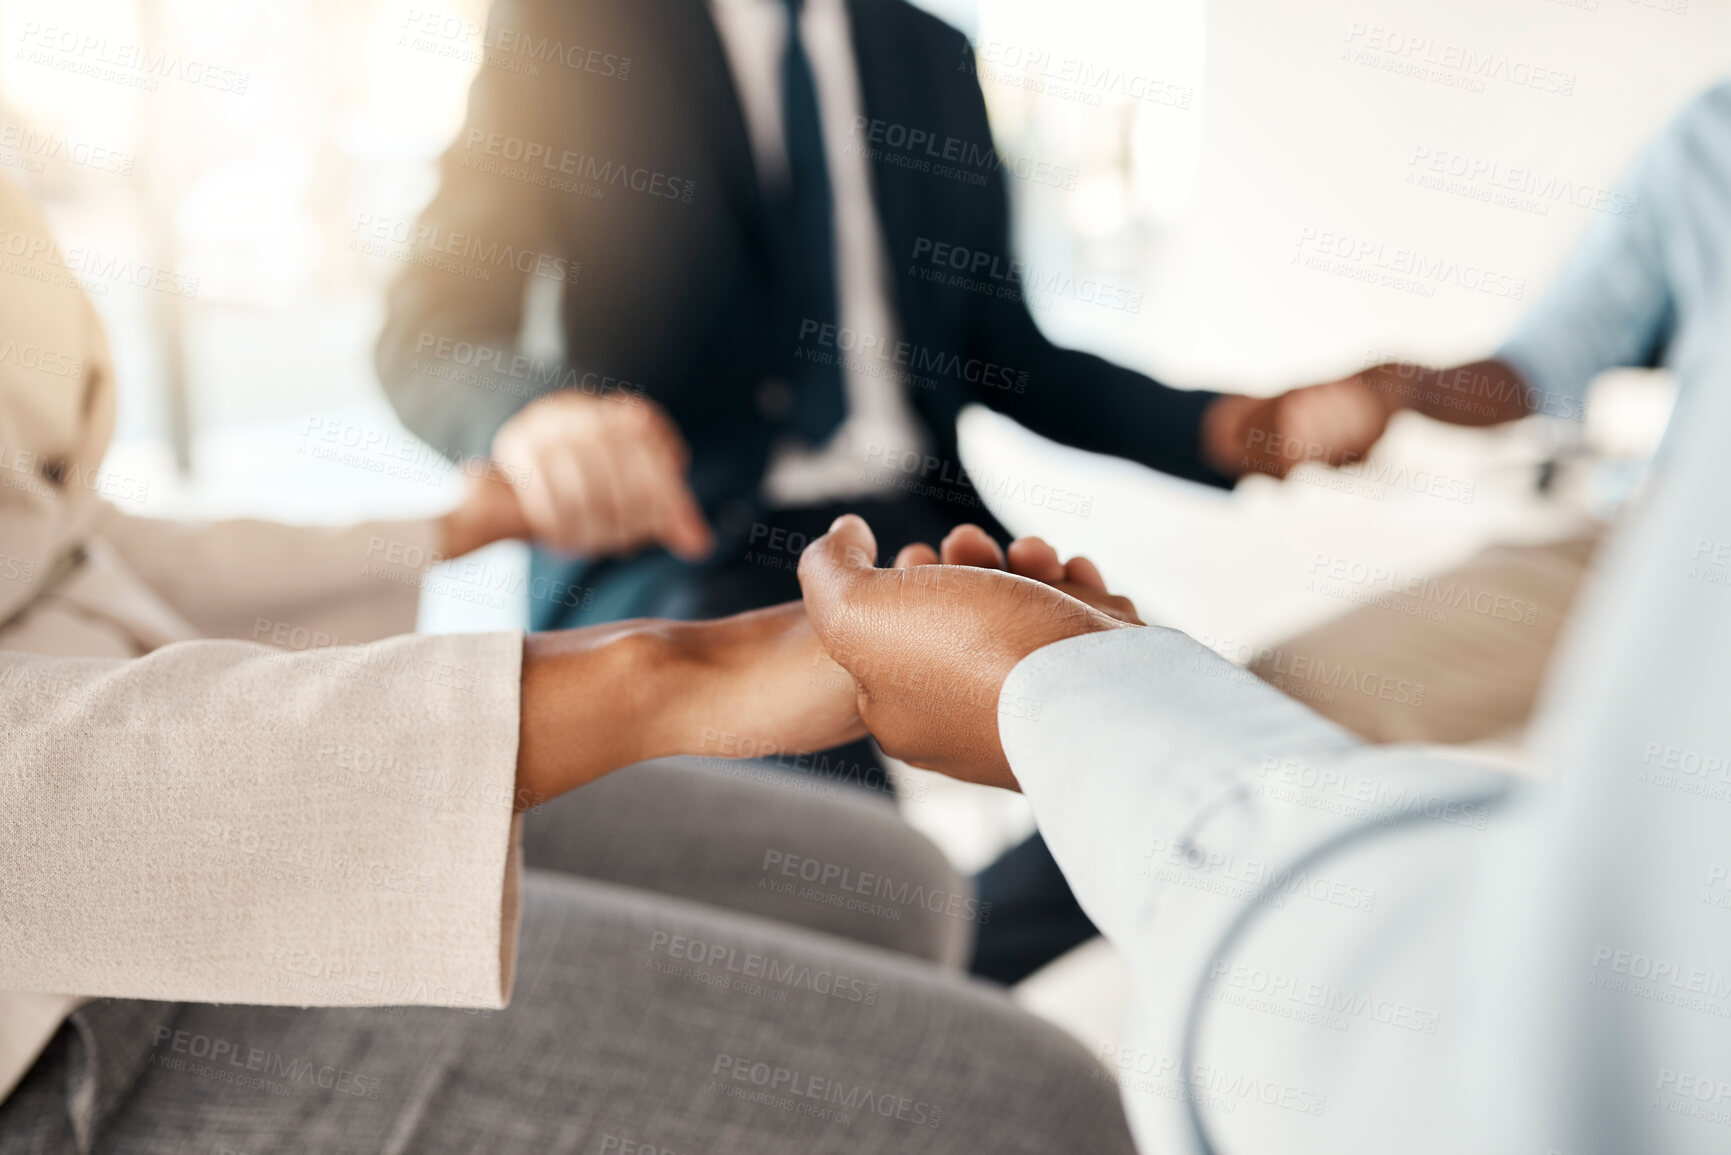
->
<box><xmin>456</xmin><ymin>377</ymin><xmax>1433</xmax><ymax>803</ymax></box>
<box><xmin>458</xmin><ymin>377</ymin><xmax>1402</xmax><ymax>810</ymax></box>
<box><xmin>458</xmin><ymin>379</ymin><xmax>1420</xmax><ymax>808</ymax></box>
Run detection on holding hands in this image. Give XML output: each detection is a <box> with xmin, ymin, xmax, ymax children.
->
<box><xmin>488</xmin><ymin>390</ymin><xmax>714</xmax><ymax>561</ymax></box>
<box><xmin>797</xmin><ymin>517</ymin><xmax>1140</xmax><ymax>789</ymax></box>
<box><xmin>437</xmin><ymin>391</ymin><xmax>716</xmax><ymax>562</ymax></box>
<box><xmin>1201</xmin><ymin>377</ymin><xmax>1400</xmax><ymax>480</ymax></box>
<box><xmin>513</xmin><ymin>515</ymin><xmax>1142</xmax><ymax>806</ymax></box>
<box><xmin>432</xmin><ymin>426</ymin><xmax>1143</xmax><ymax>802</ymax></box>
<box><xmin>1197</xmin><ymin>355</ymin><xmax>1535</xmax><ymax>481</ymax></box>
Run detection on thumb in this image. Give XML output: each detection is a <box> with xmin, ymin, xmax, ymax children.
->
<box><xmin>797</xmin><ymin>514</ymin><xmax>879</xmax><ymax>627</ymax></box>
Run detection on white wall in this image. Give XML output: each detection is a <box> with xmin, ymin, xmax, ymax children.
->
<box><xmin>1145</xmin><ymin>0</ymin><xmax>1729</xmax><ymax>390</ymax></box>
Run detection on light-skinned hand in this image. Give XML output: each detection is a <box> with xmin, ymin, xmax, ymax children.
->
<box><xmin>490</xmin><ymin>390</ymin><xmax>714</xmax><ymax>560</ymax></box>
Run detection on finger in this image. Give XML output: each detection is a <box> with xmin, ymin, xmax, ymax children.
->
<box><xmin>572</xmin><ymin>440</ymin><xmax>630</xmax><ymax>551</ymax></box>
<box><xmin>1236</xmin><ymin>395</ymin><xmax>1289</xmax><ymax>479</ymax></box>
<box><xmin>1304</xmin><ymin>390</ymin><xmax>1360</xmax><ymax>466</ymax></box>
<box><xmin>598</xmin><ymin>410</ymin><xmax>697</xmax><ymax>557</ymax></box>
<box><xmin>799</xmin><ymin>516</ymin><xmax>895</xmax><ymax>688</ymax></box>
<box><xmin>1339</xmin><ymin>384</ymin><xmax>1393</xmax><ymax>456</ymax></box>
<box><xmin>938</xmin><ymin>524</ymin><xmax>1005</xmax><ymax>569</ymax></box>
<box><xmin>1080</xmin><ymin>591</ymin><xmax>1143</xmax><ymax>626</ymax></box>
<box><xmin>893</xmin><ymin>542</ymin><xmax>940</xmax><ymax>568</ymax></box>
<box><xmin>600</xmin><ymin>403</ymin><xmax>710</xmax><ymax>560</ymax></box>
<box><xmin>540</xmin><ymin>449</ymin><xmax>594</xmax><ymax>554</ymax></box>
<box><xmin>1255</xmin><ymin>396</ymin><xmax>1296</xmax><ymax>478</ymax></box>
<box><xmin>1274</xmin><ymin>390</ymin><xmax>1322</xmax><ymax>452</ymax></box>
<box><xmin>1062</xmin><ymin>555</ymin><xmax>1108</xmax><ymax>593</ymax></box>
<box><xmin>614</xmin><ymin>433</ymin><xmax>706</xmax><ymax>557</ymax></box>
<box><xmin>609</xmin><ymin>434</ymin><xmax>671</xmax><ymax>552</ymax></box>
<box><xmin>1102</xmin><ymin>595</ymin><xmax>1145</xmax><ymax>626</ymax></box>
<box><xmin>652</xmin><ymin>464</ymin><xmax>716</xmax><ymax>562</ymax></box>
<box><xmin>504</xmin><ymin>456</ymin><xmax>563</xmax><ymax>547</ymax></box>
<box><xmin>1005</xmin><ymin>537</ymin><xmax>1065</xmax><ymax>585</ymax></box>
<box><xmin>798</xmin><ymin>514</ymin><xmax>880</xmax><ymax>606</ymax></box>
<box><xmin>1283</xmin><ymin>384</ymin><xmax>1373</xmax><ymax>468</ymax></box>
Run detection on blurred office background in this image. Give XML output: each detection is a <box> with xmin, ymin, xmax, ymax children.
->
<box><xmin>3</xmin><ymin>0</ymin><xmax>1727</xmax><ymax>1041</ymax></box>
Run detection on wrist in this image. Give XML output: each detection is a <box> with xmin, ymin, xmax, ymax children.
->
<box><xmin>437</xmin><ymin>506</ymin><xmax>481</xmax><ymax>560</ymax></box>
<box><xmin>642</xmin><ymin>614</ymin><xmax>800</xmax><ymax>761</ymax></box>
<box><xmin>441</xmin><ymin>468</ymin><xmax>531</xmax><ymax>559</ymax></box>
<box><xmin>1370</xmin><ymin>364</ymin><xmax>1420</xmax><ymax>416</ymax></box>
<box><xmin>1199</xmin><ymin>394</ymin><xmax>1257</xmax><ymax>478</ymax></box>
<box><xmin>639</xmin><ymin>620</ymin><xmax>717</xmax><ymax>759</ymax></box>
<box><xmin>516</xmin><ymin>621</ymin><xmax>689</xmax><ymax>808</ymax></box>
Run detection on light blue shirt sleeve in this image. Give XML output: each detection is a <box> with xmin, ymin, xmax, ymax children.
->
<box><xmin>997</xmin><ymin>627</ymin><xmax>1511</xmax><ymax>1155</ymax></box>
<box><xmin>997</xmin><ymin>627</ymin><xmax>1363</xmax><ymax>954</ymax></box>
<box><xmin>997</xmin><ymin>627</ymin><xmax>1509</xmax><ymax>958</ymax></box>
<box><xmin>1495</xmin><ymin>101</ymin><xmax>1699</xmax><ymax>421</ymax></box>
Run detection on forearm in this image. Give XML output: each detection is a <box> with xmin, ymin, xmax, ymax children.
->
<box><xmin>515</xmin><ymin>621</ymin><xmax>694</xmax><ymax>809</ymax></box>
<box><xmin>374</xmin><ymin>0</ymin><xmax>565</xmax><ymax>464</ymax></box>
<box><xmin>1363</xmin><ymin>358</ymin><xmax>1534</xmax><ymax>426</ymax></box>
<box><xmin>985</xmin><ymin>339</ymin><xmax>1229</xmax><ymax>487</ymax></box>
<box><xmin>97</xmin><ymin>509</ymin><xmax>442</xmax><ymax>643</ymax></box>
<box><xmin>512</xmin><ymin>603</ymin><xmax>860</xmax><ymax>809</ymax></box>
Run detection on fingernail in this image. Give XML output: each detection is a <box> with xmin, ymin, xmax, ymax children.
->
<box><xmin>829</xmin><ymin>515</ymin><xmax>850</xmax><ymax>533</ymax></box>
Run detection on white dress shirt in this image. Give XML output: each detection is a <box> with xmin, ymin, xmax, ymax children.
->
<box><xmin>705</xmin><ymin>0</ymin><xmax>931</xmax><ymax>507</ymax></box>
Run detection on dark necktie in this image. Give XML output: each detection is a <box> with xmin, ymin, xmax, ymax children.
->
<box><xmin>779</xmin><ymin>0</ymin><xmax>846</xmax><ymax>444</ymax></box>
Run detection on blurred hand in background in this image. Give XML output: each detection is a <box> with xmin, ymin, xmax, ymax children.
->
<box><xmin>1202</xmin><ymin>378</ymin><xmax>1401</xmax><ymax>480</ymax></box>
<box><xmin>488</xmin><ymin>391</ymin><xmax>716</xmax><ymax>561</ymax></box>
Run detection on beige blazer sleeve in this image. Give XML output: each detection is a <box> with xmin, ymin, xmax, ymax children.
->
<box><xmin>0</xmin><ymin>631</ymin><xmax>526</xmax><ymax>1010</ymax></box>
<box><xmin>93</xmin><ymin>507</ymin><xmax>447</xmax><ymax>644</ymax></box>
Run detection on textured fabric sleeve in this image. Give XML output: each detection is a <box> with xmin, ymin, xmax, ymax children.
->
<box><xmin>0</xmin><ymin>631</ymin><xmax>525</xmax><ymax>1010</ymax></box>
<box><xmin>997</xmin><ymin>627</ymin><xmax>1366</xmax><ymax>956</ymax></box>
<box><xmin>373</xmin><ymin>0</ymin><xmax>570</xmax><ymax>461</ymax></box>
<box><xmin>999</xmin><ymin>627</ymin><xmax>1513</xmax><ymax>957</ymax></box>
<box><xmin>94</xmin><ymin>508</ymin><xmax>443</xmax><ymax>644</ymax></box>
<box><xmin>998</xmin><ymin>626</ymin><xmax>1512</xmax><ymax>1155</ymax></box>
